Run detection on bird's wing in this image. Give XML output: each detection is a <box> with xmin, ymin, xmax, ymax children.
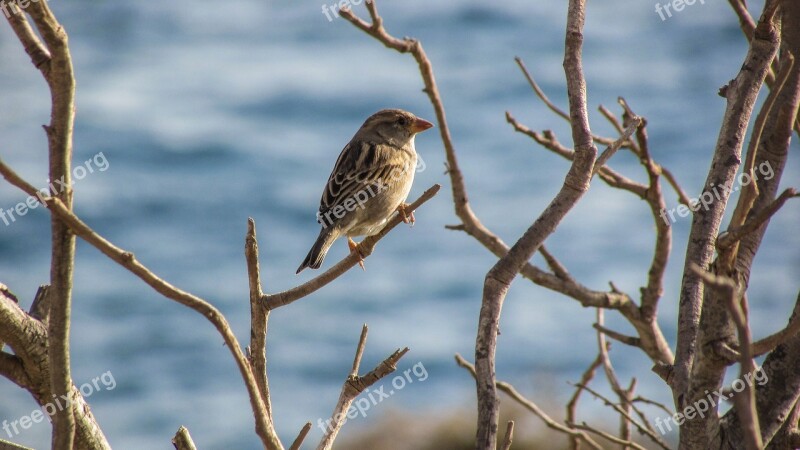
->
<box><xmin>318</xmin><ymin>140</ymin><xmax>408</xmax><ymax>220</ymax></box>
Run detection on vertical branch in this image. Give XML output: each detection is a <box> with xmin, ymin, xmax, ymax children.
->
<box><xmin>16</xmin><ymin>1</ymin><xmax>79</xmax><ymax>447</ymax></box>
<box><xmin>691</xmin><ymin>266</ymin><xmax>762</xmax><ymax>450</ymax></box>
<box><xmin>729</xmin><ymin>293</ymin><xmax>762</xmax><ymax>450</ymax></box>
<box><xmin>500</xmin><ymin>421</ymin><xmax>515</xmax><ymax>450</ymax></box>
<box><xmin>563</xmin><ymin>0</ymin><xmax>593</xmax><ymax>150</ymax></box>
<box><xmin>474</xmin><ymin>0</ymin><xmax>597</xmax><ymax>447</ymax></box>
<box><xmin>720</xmin><ymin>54</ymin><xmax>795</xmax><ymax>269</ymax></box>
<box><xmin>673</xmin><ymin>1</ymin><xmax>780</xmax><ymax>407</ymax></box>
<box><xmin>245</xmin><ymin>219</ymin><xmax>274</xmax><ymax>422</ymax></box>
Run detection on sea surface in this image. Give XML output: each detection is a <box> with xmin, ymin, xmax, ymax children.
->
<box><xmin>1</xmin><ymin>0</ymin><xmax>797</xmax><ymax>448</ymax></box>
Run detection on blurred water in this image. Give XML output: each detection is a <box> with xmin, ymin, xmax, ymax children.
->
<box><xmin>0</xmin><ymin>0</ymin><xmax>798</xmax><ymax>448</ymax></box>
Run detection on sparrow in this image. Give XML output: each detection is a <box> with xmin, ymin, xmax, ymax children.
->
<box><xmin>296</xmin><ymin>109</ymin><xmax>433</xmax><ymax>274</ymax></box>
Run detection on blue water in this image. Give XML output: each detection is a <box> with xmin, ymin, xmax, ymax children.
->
<box><xmin>1</xmin><ymin>0</ymin><xmax>797</xmax><ymax>448</ymax></box>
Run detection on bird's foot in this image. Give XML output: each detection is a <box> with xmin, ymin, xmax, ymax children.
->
<box><xmin>347</xmin><ymin>237</ymin><xmax>366</xmax><ymax>271</ymax></box>
<box><xmin>397</xmin><ymin>203</ymin><xmax>415</xmax><ymax>227</ymax></box>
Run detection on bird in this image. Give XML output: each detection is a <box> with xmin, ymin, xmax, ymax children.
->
<box><xmin>296</xmin><ymin>109</ymin><xmax>433</xmax><ymax>274</ymax></box>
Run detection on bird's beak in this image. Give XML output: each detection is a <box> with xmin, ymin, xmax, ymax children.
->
<box><xmin>411</xmin><ymin>117</ymin><xmax>434</xmax><ymax>133</ymax></box>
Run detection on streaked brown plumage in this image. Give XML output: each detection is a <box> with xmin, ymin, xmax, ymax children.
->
<box><xmin>296</xmin><ymin>109</ymin><xmax>433</xmax><ymax>274</ymax></box>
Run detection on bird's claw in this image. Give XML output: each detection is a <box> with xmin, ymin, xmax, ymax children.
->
<box><xmin>347</xmin><ymin>238</ymin><xmax>366</xmax><ymax>271</ymax></box>
<box><xmin>397</xmin><ymin>203</ymin><xmax>415</xmax><ymax>227</ymax></box>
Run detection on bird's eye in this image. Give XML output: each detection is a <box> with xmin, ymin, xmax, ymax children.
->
<box><xmin>397</xmin><ymin>117</ymin><xmax>408</xmax><ymax>126</ymax></box>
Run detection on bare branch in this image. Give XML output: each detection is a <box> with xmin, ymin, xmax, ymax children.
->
<box><xmin>289</xmin><ymin>422</ymin><xmax>312</xmax><ymax>450</ymax></box>
<box><xmin>263</xmin><ymin>184</ymin><xmax>441</xmax><ymax>310</ymax></box>
<box><xmin>592</xmin><ymin>116</ymin><xmax>642</xmax><ymax>176</ymax></box>
<box><xmin>0</xmin><ymin>352</ymin><xmax>33</xmax><ymax>390</ymax></box>
<box><xmin>598</xmin><ymin>104</ymin><xmax>626</xmax><ymax>139</ymax></box>
<box><xmin>468</xmin><ymin>0</ymin><xmax>601</xmax><ymax>442</ymax></box>
<box><xmin>573</xmin><ymin>382</ymin><xmax>670</xmax><ymax>450</ymax></box>
<box><xmin>317</xmin><ymin>328</ymin><xmax>409</xmax><ymax>450</ymax></box>
<box><xmin>596</xmin><ymin>309</ymin><xmax>648</xmax><ymax>444</ymax></box>
<box><xmin>351</xmin><ymin>324</ymin><xmax>369</xmax><ymax>376</ymax></box>
<box><xmin>500</xmin><ymin>421</ymin><xmax>514</xmax><ymax>450</ymax></box>
<box><xmin>691</xmin><ymin>264</ymin><xmax>762</xmax><ymax>450</ymax></box>
<box><xmin>505</xmin><ymin>113</ymin><xmax>649</xmax><ymax>198</ymax></box>
<box><xmin>12</xmin><ymin>1</ymin><xmax>81</xmax><ymax>446</ymax></box>
<box><xmin>0</xmin><ymin>438</ymin><xmax>35</xmax><ymax>450</ymax></box>
<box><xmin>454</xmin><ymin>354</ymin><xmax>604</xmax><ymax>450</ymax></box>
<box><xmin>0</xmin><ymin>159</ymin><xmax>284</xmax><ymax>450</ymax></box>
<box><xmin>340</xmin><ymin>2</ymin><xmax>469</xmax><ymax>229</ymax></box>
<box><xmin>727</xmin><ymin>0</ymin><xmax>800</xmax><ymax>136</ymax></box>
<box><xmin>29</xmin><ymin>284</ymin><xmax>50</xmax><ymax>324</ymax></box>
<box><xmin>566</xmin><ymin>353</ymin><xmax>603</xmax><ymax>450</ymax></box>
<box><xmin>728</xmin><ymin>0</ymin><xmax>756</xmax><ymax>41</ymax></box>
<box><xmin>245</xmin><ymin>218</ymin><xmax>275</xmax><ymax>425</ymax></box>
<box><xmin>3</xmin><ymin>6</ymin><xmax>50</xmax><ymax>70</ymax></box>
<box><xmin>631</xmin><ymin>396</ymin><xmax>673</xmax><ymax>418</ymax></box>
<box><xmin>571</xmin><ymin>423</ymin><xmax>648</xmax><ymax>450</ymax></box>
<box><xmin>660</xmin><ymin>167</ymin><xmax>693</xmax><ymax>207</ymax></box>
<box><xmin>171</xmin><ymin>426</ymin><xmax>197</xmax><ymax>450</ymax></box>
<box><xmin>722</xmin><ymin>54</ymin><xmax>796</xmax><ymax>269</ymax></box>
<box><xmin>717</xmin><ymin>188</ymin><xmax>799</xmax><ymax>250</ymax></box>
<box><xmin>515</xmin><ymin>57</ymin><xmax>617</xmax><ymax>147</ymax></box>
<box><xmin>674</xmin><ymin>2</ymin><xmax>780</xmax><ymax>400</ymax></box>
<box><xmin>538</xmin><ymin>245</ymin><xmax>571</xmax><ymax>281</ymax></box>
<box><xmin>592</xmin><ymin>323</ymin><xmax>641</xmax><ymax>348</ymax></box>
<box><xmin>752</xmin><ymin>290</ymin><xmax>800</xmax><ymax>357</ymax></box>
<box><xmin>515</xmin><ymin>56</ymin><xmax>569</xmax><ymax>121</ymax></box>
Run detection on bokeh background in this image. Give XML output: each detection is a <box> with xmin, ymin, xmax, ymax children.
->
<box><xmin>1</xmin><ymin>0</ymin><xmax>797</xmax><ymax>448</ymax></box>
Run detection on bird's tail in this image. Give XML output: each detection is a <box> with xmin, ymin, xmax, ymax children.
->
<box><xmin>296</xmin><ymin>228</ymin><xmax>339</xmax><ymax>274</ymax></box>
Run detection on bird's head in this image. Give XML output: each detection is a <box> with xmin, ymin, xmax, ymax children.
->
<box><xmin>356</xmin><ymin>109</ymin><xmax>434</xmax><ymax>147</ymax></box>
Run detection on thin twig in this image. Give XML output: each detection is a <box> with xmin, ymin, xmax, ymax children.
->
<box><xmin>572</xmin><ymin>382</ymin><xmax>670</xmax><ymax>450</ymax></box>
<box><xmin>351</xmin><ymin>324</ymin><xmax>369</xmax><ymax>376</ymax></box>
<box><xmin>515</xmin><ymin>57</ymin><xmax>569</xmax><ymax>121</ymax></box>
<box><xmin>592</xmin><ymin>323</ymin><xmax>641</xmax><ymax>348</ymax></box>
<box><xmin>289</xmin><ymin>422</ymin><xmax>312</xmax><ymax>450</ymax></box>
<box><xmin>500</xmin><ymin>421</ymin><xmax>514</xmax><ymax>450</ymax></box>
<box><xmin>717</xmin><ymin>188</ymin><xmax>799</xmax><ymax>249</ymax></box>
<box><xmin>596</xmin><ymin>309</ymin><xmax>641</xmax><ymax>445</ymax></box>
<box><xmin>752</xmin><ymin>291</ymin><xmax>800</xmax><ymax>356</ymax></box>
<box><xmin>632</xmin><ymin>396</ymin><xmax>673</xmax><ymax>418</ymax></box>
<box><xmin>317</xmin><ymin>329</ymin><xmax>409</xmax><ymax>450</ymax></box>
<box><xmin>171</xmin><ymin>426</ymin><xmax>197</xmax><ymax>450</ymax></box>
<box><xmin>592</xmin><ymin>116</ymin><xmax>642</xmax><ymax>175</ymax></box>
<box><xmin>455</xmin><ymin>354</ymin><xmax>604</xmax><ymax>450</ymax></box>
<box><xmin>571</xmin><ymin>423</ymin><xmax>648</xmax><ymax>450</ymax></box>
<box><xmin>506</xmin><ymin>113</ymin><xmax>649</xmax><ymax>197</ymax></box>
<box><xmin>566</xmin><ymin>353</ymin><xmax>603</xmax><ymax>450</ymax></box>
<box><xmin>538</xmin><ymin>245</ymin><xmax>571</xmax><ymax>281</ymax></box>
<box><xmin>515</xmin><ymin>57</ymin><xmax>616</xmax><ymax>147</ymax></box>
